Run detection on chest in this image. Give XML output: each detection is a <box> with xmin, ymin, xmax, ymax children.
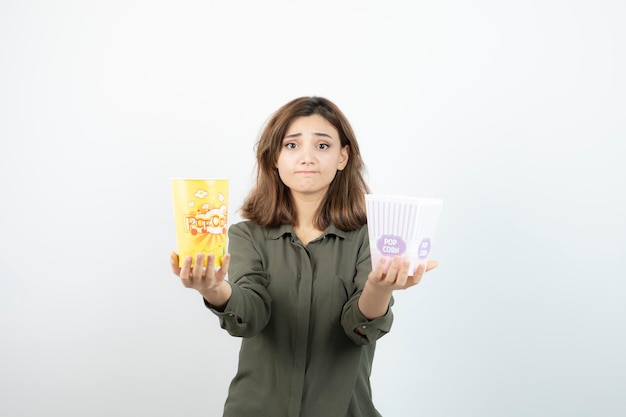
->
<box><xmin>261</xmin><ymin>235</ymin><xmax>361</xmax><ymax>308</ymax></box>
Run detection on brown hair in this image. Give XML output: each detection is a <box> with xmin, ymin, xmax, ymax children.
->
<box><xmin>241</xmin><ymin>96</ymin><xmax>370</xmax><ymax>231</ymax></box>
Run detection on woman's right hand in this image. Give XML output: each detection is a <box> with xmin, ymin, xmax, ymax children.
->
<box><xmin>170</xmin><ymin>252</ymin><xmax>232</xmax><ymax>308</ymax></box>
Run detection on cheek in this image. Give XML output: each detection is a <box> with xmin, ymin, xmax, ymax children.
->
<box><xmin>275</xmin><ymin>157</ymin><xmax>291</xmax><ymax>181</ymax></box>
<box><xmin>332</xmin><ymin>154</ymin><xmax>347</xmax><ymax>169</ymax></box>
<box><xmin>275</xmin><ymin>153</ymin><xmax>288</xmax><ymax>171</ymax></box>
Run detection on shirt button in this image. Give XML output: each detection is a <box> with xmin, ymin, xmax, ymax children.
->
<box><xmin>227</xmin><ymin>313</ymin><xmax>235</xmax><ymax>317</ymax></box>
<box><xmin>361</xmin><ymin>325</ymin><xmax>367</xmax><ymax>329</ymax></box>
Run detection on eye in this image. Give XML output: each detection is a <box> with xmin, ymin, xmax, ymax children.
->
<box><xmin>284</xmin><ymin>142</ymin><xmax>297</xmax><ymax>149</ymax></box>
<box><xmin>318</xmin><ymin>143</ymin><xmax>330</xmax><ymax>150</ymax></box>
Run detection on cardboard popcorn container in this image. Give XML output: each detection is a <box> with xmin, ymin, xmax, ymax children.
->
<box><xmin>171</xmin><ymin>179</ymin><xmax>229</xmax><ymax>267</ymax></box>
<box><xmin>365</xmin><ymin>194</ymin><xmax>443</xmax><ymax>273</ymax></box>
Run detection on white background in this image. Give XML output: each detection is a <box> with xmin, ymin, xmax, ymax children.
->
<box><xmin>1</xmin><ymin>1</ymin><xmax>625</xmax><ymax>416</ymax></box>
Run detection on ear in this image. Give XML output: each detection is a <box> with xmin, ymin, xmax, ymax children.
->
<box><xmin>337</xmin><ymin>145</ymin><xmax>350</xmax><ymax>171</ymax></box>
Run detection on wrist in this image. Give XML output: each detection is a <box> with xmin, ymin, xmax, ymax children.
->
<box><xmin>359</xmin><ymin>280</ymin><xmax>393</xmax><ymax>320</ymax></box>
<box><xmin>200</xmin><ymin>281</ymin><xmax>231</xmax><ymax>309</ymax></box>
<box><xmin>364</xmin><ymin>279</ymin><xmax>393</xmax><ymax>298</ymax></box>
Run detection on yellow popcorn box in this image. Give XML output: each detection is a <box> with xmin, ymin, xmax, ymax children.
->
<box><xmin>171</xmin><ymin>179</ymin><xmax>229</xmax><ymax>267</ymax></box>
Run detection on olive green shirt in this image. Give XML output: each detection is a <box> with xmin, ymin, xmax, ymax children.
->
<box><xmin>205</xmin><ymin>221</ymin><xmax>394</xmax><ymax>417</ymax></box>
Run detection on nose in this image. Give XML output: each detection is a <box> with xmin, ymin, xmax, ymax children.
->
<box><xmin>299</xmin><ymin>145</ymin><xmax>316</xmax><ymax>164</ymax></box>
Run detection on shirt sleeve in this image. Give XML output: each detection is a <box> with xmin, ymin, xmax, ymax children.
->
<box><xmin>340</xmin><ymin>226</ymin><xmax>394</xmax><ymax>346</ymax></box>
<box><xmin>204</xmin><ymin>222</ymin><xmax>272</xmax><ymax>338</ymax></box>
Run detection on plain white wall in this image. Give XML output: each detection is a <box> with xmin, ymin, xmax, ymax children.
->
<box><xmin>1</xmin><ymin>1</ymin><xmax>625</xmax><ymax>416</ymax></box>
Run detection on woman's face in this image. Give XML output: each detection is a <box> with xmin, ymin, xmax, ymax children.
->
<box><xmin>276</xmin><ymin>114</ymin><xmax>349</xmax><ymax>200</ymax></box>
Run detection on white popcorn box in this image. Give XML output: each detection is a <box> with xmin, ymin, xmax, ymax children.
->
<box><xmin>365</xmin><ymin>194</ymin><xmax>443</xmax><ymax>273</ymax></box>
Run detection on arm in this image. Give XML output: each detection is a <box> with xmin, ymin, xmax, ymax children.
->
<box><xmin>170</xmin><ymin>251</ymin><xmax>232</xmax><ymax>310</ymax></box>
<box><xmin>341</xmin><ymin>258</ymin><xmax>438</xmax><ymax>345</ymax></box>
<box><xmin>340</xmin><ymin>227</ymin><xmax>394</xmax><ymax>345</ymax></box>
<box><xmin>359</xmin><ymin>257</ymin><xmax>439</xmax><ymax>319</ymax></box>
<box><xmin>170</xmin><ymin>222</ymin><xmax>272</xmax><ymax>338</ymax></box>
<box><xmin>341</xmin><ymin>226</ymin><xmax>439</xmax><ymax>345</ymax></box>
<box><xmin>210</xmin><ymin>223</ymin><xmax>272</xmax><ymax>337</ymax></box>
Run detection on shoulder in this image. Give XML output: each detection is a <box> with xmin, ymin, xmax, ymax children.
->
<box><xmin>352</xmin><ymin>224</ymin><xmax>369</xmax><ymax>244</ymax></box>
<box><xmin>327</xmin><ymin>223</ymin><xmax>369</xmax><ymax>245</ymax></box>
<box><xmin>228</xmin><ymin>220</ymin><xmax>289</xmax><ymax>241</ymax></box>
<box><xmin>228</xmin><ymin>220</ymin><xmax>264</xmax><ymax>238</ymax></box>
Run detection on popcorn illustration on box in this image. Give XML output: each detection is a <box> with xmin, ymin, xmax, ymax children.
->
<box><xmin>171</xmin><ymin>179</ymin><xmax>229</xmax><ymax>267</ymax></box>
<box><xmin>185</xmin><ymin>197</ymin><xmax>227</xmax><ymax>236</ymax></box>
<box><xmin>365</xmin><ymin>195</ymin><xmax>443</xmax><ymax>273</ymax></box>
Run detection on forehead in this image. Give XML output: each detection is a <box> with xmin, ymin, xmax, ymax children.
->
<box><xmin>285</xmin><ymin>114</ymin><xmax>338</xmax><ymax>137</ymax></box>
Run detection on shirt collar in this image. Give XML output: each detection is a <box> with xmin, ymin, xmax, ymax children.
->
<box><xmin>267</xmin><ymin>223</ymin><xmax>347</xmax><ymax>240</ymax></box>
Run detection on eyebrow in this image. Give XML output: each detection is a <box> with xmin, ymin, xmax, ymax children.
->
<box><xmin>283</xmin><ymin>132</ymin><xmax>335</xmax><ymax>140</ymax></box>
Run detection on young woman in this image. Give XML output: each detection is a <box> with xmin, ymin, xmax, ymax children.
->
<box><xmin>170</xmin><ymin>96</ymin><xmax>438</xmax><ymax>417</ymax></box>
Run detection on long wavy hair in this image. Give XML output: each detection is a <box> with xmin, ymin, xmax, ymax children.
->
<box><xmin>241</xmin><ymin>96</ymin><xmax>370</xmax><ymax>231</ymax></box>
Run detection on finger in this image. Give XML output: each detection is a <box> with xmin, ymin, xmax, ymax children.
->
<box><xmin>384</xmin><ymin>257</ymin><xmax>401</xmax><ymax>283</ymax></box>
<box><xmin>170</xmin><ymin>252</ymin><xmax>181</xmax><ymax>275</ymax></box>
<box><xmin>410</xmin><ymin>263</ymin><xmax>423</xmax><ymax>277</ymax></box>
<box><xmin>405</xmin><ymin>261</ymin><xmax>437</xmax><ymax>288</ymax></box>
<box><xmin>216</xmin><ymin>253</ymin><xmax>231</xmax><ymax>280</ymax></box>
<box><xmin>369</xmin><ymin>257</ymin><xmax>387</xmax><ymax>281</ymax></box>
<box><xmin>425</xmin><ymin>260</ymin><xmax>439</xmax><ymax>272</ymax></box>
<box><xmin>395</xmin><ymin>259</ymin><xmax>412</xmax><ymax>287</ymax></box>
<box><xmin>205</xmin><ymin>253</ymin><xmax>215</xmax><ymax>275</ymax></box>
<box><xmin>192</xmin><ymin>253</ymin><xmax>206</xmax><ymax>279</ymax></box>
<box><xmin>406</xmin><ymin>263</ymin><xmax>426</xmax><ymax>287</ymax></box>
<box><xmin>179</xmin><ymin>255</ymin><xmax>193</xmax><ymax>283</ymax></box>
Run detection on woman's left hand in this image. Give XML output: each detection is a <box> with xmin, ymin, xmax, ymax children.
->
<box><xmin>367</xmin><ymin>256</ymin><xmax>439</xmax><ymax>291</ymax></box>
<box><xmin>359</xmin><ymin>256</ymin><xmax>439</xmax><ymax>319</ymax></box>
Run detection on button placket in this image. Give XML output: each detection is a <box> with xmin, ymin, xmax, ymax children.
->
<box><xmin>287</xmin><ymin>243</ymin><xmax>313</xmax><ymax>417</ymax></box>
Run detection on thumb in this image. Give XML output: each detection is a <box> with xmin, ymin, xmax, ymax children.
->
<box><xmin>425</xmin><ymin>260</ymin><xmax>439</xmax><ymax>272</ymax></box>
<box><xmin>170</xmin><ymin>252</ymin><xmax>182</xmax><ymax>275</ymax></box>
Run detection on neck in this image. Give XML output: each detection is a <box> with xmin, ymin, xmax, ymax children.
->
<box><xmin>293</xmin><ymin>198</ymin><xmax>319</xmax><ymax>229</ymax></box>
<box><xmin>290</xmin><ymin>191</ymin><xmax>325</xmax><ymax>232</ymax></box>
